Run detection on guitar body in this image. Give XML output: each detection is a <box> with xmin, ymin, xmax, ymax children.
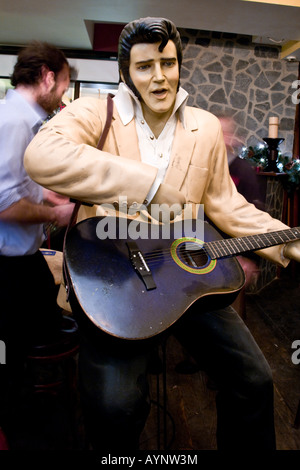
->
<box><xmin>64</xmin><ymin>217</ymin><xmax>245</xmax><ymax>340</ymax></box>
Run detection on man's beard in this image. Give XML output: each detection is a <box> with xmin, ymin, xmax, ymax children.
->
<box><xmin>37</xmin><ymin>84</ymin><xmax>61</xmax><ymax>115</ymax></box>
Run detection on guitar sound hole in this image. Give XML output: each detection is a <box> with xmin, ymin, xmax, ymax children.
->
<box><xmin>178</xmin><ymin>244</ymin><xmax>208</xmax><ymax>268</ymax></box>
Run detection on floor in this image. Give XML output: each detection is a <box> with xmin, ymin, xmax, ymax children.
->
<box><xmin>1</xmin><ymin>265</ymin><xmax>300</xmax><ymax>454</ymax></box>
<box><xmin>140</xmin><ymin>265</ymin><xmax>300</xmax><ymax>451</ymax></box>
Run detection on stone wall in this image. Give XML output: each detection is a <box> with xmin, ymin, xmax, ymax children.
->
<box><xmin>178</xmin><ymin>28</ymin><xmax>299</xmax><ymax>157</ymax></box>
<box><xmin>178</xmin><ymin>28</ymin><xmax>299</xmax><ymax>292</ymax></box>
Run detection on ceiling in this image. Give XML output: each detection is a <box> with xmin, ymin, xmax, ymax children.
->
<box><xmin>1</xmin><ymin>0</ymin><xmax>300</xmax><ymax>59</ymax></box>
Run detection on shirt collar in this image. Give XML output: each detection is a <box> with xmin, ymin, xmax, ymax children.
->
<box><xmin>113</xmin><ymin>82</ymin><xmax>189</xmax><ymax>128</ymax></box>
<box><xmin>6</xmin><ymin>88</ymin><xmax>48</xmax><ymax>129</ymax></box>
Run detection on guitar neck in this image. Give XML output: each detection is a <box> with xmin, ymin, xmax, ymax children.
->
<box><xmin>204</xmin><ymin>226</ymin><xmax>300</xmax><ymax>260</ymax></box>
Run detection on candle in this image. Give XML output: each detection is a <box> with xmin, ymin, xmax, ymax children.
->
<box><xmin>268</xmin><ymin>117</ymin><xmax>279</xmax><ymax>138</ymax></box>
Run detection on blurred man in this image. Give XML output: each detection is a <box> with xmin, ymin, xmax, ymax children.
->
<box><xmin>0</xmin><ymin>41</ymin><xmax>74</xmax><ymax>444</ymax></box>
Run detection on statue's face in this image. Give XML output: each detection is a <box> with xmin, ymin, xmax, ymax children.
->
<box><xmin>128</xmin><ymin>40</ymin><xmax>179</xmax><ymax>124</ymax></box>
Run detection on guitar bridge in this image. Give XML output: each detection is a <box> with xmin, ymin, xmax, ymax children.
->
<box><xmin>126</xmin><ymin>241</ymin><xmax>156</xmax><ymax>291</ymax></box>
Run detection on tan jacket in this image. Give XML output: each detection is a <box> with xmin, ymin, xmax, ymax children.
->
<box><xmin>24</xmin><ymin>96</ymin><xmax>289</xmax><ymax>267</ymax></box>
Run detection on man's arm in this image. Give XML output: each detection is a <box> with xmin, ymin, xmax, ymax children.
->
<box><xmin>0</xmin><ymin>198</ymin><xmax>74</xmax><ymax>227</ymax></box>
<box><xmin>43</xmin><ymin>188</ymin><xmax>71</xmax><ymax>206</ymax></box>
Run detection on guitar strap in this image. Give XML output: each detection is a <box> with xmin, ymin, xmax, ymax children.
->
<box><xmin>62</xmin><ymin>93</ymin><xmax>114</xmax><ymax>302</ymax></box>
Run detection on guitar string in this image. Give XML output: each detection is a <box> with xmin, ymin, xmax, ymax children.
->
<box><xmin>142</xmin><ymin>228</ymin><xmax>300</xmax><ymax>257</ymax></box>
<box><xmin>143</xmin><ymin>246</ymin><xmax>211</xmax><ymax>267</ymax></box>
<box><xmin>143</xmin><ymin>243</ymin><xmax>205</xmax><ymax>258</ymax></box>
<box><xmin>141</xmin><ymin>228</ymin><xmax>300</xmax><ymax>266</ymax></box>
<box><xmin>141</xmin><ymin>232</ymin><xmax>294</xmax><ymax>260</ymax></box>
<box><xmin>144</xmin><ymin>252</ymin><xmax>209</xmax><ymax>268</ymax></box>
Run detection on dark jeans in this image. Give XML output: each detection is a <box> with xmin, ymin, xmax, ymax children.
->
<box><xmin>75</xmin><ymin>303</ymin><xmax>276</xmax><ymax>451</ymax></box>
<box><xmin>0</xmin><ymin>251</ymin><xmax>62</xmax><ymax>428</ymax></box>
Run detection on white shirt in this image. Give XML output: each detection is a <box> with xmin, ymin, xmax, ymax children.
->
<box><xmin>113</xmin><ymin>83</ymin><xmax>188</xmax><ymax>204</ymax></box>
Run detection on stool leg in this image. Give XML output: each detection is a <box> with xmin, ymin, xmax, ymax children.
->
<box><xmin>0</xmin><ymin>428</ymin><xmax>9</xmax><ymax>450</ymax></box>
<box><xmin>156</xmin><ymin>340</ymin><xmax>168</xmax><ymax>450</ymax></box>
<box><xmin>156</xmin><ymin>341</ymin><xmax>168</xmax><ymax>450</ymax></box>
<box><xmin>156</xmin><ymin>365</ymin><xmax>161</xmax><ymax>450</ymax></box>
<box><xmin>162</xmin><ymin>340</ymin><xmax>167</xmax><ymax>450</ymax></box>
<box><xmin>293</xmin><ymin>399</ymin><xmax>300</xmax><ymax>429</ymax></box>
<box><xmin>63</xmin><ymin>356</ymin><xmax>79</xmax><ymax>447</ymax></box>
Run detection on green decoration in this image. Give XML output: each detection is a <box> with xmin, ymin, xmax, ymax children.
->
<box><xmin>239</xmin><ymin>143</ymin><xmax>300</xmax><ymax>193</ymax></box>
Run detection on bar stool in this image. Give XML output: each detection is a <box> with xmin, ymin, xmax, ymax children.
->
<box><xmin>27</xmin><ymin>315</ymin><xmax>78</xmax><ymax>387</ymax></box>
<box><xmin>26</xmin><ymin>315</ymin><xmax>80</xmax><ymax>445</ymax></box>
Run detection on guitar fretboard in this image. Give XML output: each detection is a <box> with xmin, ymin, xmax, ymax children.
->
<box><xmin>204</xmin><ymin>226</ymin><xmax>300</xmax><ymax>260</ymax></box>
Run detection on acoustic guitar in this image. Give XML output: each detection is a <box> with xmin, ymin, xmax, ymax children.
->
<box><xmin>64</xmin><ymin>216</ymin><xmax>300</xmax><ymax>340</ymax></box>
